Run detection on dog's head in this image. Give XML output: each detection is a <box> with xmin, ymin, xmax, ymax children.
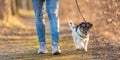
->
<box><xmin>78</xmin><ymin>22</ymin><xmax>93</xmax><ymax>35</ymax></box>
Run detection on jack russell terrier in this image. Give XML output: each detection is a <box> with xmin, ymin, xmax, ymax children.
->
<box><xmin>68</xmin><ymin>20</ymin><xmax>93</xmax><ymax>52</ymax></box>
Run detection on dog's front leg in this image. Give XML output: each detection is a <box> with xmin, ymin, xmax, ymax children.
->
<box><xmin>84</xmin><ymin>38</ymin><xmax>89</xmax><ymax>52</ymax></box>
<box><xmin>79</xmin><ymin>40</ymin><xmax>84</xmax><ymax>49</ymax></box>
<box><xmin>73</xmin><ymin>37</ymin><xmax>78</xmax><ymax>49</ymax></box>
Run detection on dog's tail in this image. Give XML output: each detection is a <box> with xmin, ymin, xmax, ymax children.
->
<box><xmin>68</xmin><ymin>20</ymin><xmax>75</xmax><ymax>30</ymax></box>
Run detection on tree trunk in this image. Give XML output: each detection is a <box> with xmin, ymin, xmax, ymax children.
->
<box><xmin>0</xmin><ymin>0</ymin><xmax>9</xmax><ymax>21</ymax></box>
<box><xmin>27</xmin><ymin>0</ymin><xmax>33</xmax><ymax>10</ymax></box>
<box><xmin>10</xmin><ymin>0</ymin><xmax>18</xmax><ymax>16</ymax></box>
<box><xmin>21</xmin><ymin>0</ymin><xmax>28</xmax><ymax>10</ymax></box>
<box><xmin>20</xmin><ymin>0</ymin><xmax>33</xmax><ymax>10</ymax></box>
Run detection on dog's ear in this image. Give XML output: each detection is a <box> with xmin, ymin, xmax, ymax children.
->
<box><xmin>89</xmin><ymin>23</ymin><xmax>93</xmax><ymax>28</ymax></box>
<box><xmin>79</xmin><ymin>22</ymin><xmax>85</xmax><ymax>27</ymax></box>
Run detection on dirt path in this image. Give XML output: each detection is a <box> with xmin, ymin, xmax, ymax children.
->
<box><xmin>1</xmin><ymin>18</ymin><xmax>120</xmax><ymax>60</ymax></box>
<box><xmin>0</xmin><ymin>0</ymin><xmax>120</xmax><ymax>60</ymax></box>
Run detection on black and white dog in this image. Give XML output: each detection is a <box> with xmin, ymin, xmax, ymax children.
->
<box><xmin>68</xmin><ymin>20</ymin><xmax>93</xmax><ymax>52</ymax></box>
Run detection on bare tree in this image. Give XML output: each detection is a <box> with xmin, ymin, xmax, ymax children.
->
<box><xmin>27</xmin><ymin>0</ymin><xmax>33</xmax><ymax>10</ymax></box>
<box><xmin>0</xmin><ymin>0</ymin><xmax>9</xmax><ymax>21</ymax></box>
<box><xmin>10</xmin><ymin>0</ymin><xmax>19</xmax><ymax>16</ymax></box>
<box><xmin>19</xmin><ymin>0</ymin><xmax>33</xmax><ymax>10</ymax></box>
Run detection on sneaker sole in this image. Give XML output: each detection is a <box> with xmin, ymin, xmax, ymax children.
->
<box><xmin>53</xmin><ymin>51</ymin><xmax>61</xmax><ymax>55</ymax></box>
<box><xmin>38</xmin><ymin>51</ymin><xmax>48</xmax><ymax>54</ymax></box>
<box><xmin>38</xmin><ymin>52</ymin><xmax>47</xmax><ymax>54</ymax></box>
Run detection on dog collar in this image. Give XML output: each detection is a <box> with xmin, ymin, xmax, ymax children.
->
<box><xmin>76</xmin><ymin>31</ymin><xmax>87</xmax><ymax>38</ymax></box>
<box><xmin>76</xmin><ymin>26</ymin><xmax>87</xmax><ymax>38</ymax></box>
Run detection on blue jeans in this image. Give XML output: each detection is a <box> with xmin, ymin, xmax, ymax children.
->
<box><xmin>32</xmin><ymin>0</ymin><xmax>59</xmax><ymax>44</ymax></box>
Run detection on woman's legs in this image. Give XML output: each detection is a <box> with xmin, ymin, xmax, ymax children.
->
<box><xmin>32</xmin><ymin>0</ymin><xmax>47</xmax><ymax>54</ymax></box>
<box><xmin>46</xmin><ymin>0</ymin><xmax>61</xmax><ymax>55</ymax></box>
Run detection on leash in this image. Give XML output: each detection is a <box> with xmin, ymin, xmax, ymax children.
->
<box><xmin>74</xmin><ymin>0</ymin><xmax>86</xmax><ymax>22</ymax></box>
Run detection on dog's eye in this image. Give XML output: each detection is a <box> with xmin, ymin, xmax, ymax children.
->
<box><xmin>87</xmin><ymin>24</ymin><xmax>90</xmax><ymax>27</ymax></box>
<box><xmin>82</xmin><ymin>24</ymin><xmax>85</xmax><ymax>27</ymax></box>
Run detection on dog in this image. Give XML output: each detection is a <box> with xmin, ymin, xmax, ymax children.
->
<box><xmin>68</xmin><ymin>20</ymin><xmax>93</xmax><ymax>52</ymax></box>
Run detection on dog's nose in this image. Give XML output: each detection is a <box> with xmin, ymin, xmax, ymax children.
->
<box><xmin>85</xmin><ymin>31</ymin><xmax>88</xmax><ymax>34</ymax></box>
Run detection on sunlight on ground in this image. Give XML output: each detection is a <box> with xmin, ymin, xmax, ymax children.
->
<box><xmin>19</xmin><ymin>9</ymin><xmax>34</xmax><ymax>16</ymax></box>
<box><xmin>0</xmin><ymin>20</ymin><xmax>27</xmax><ymax>29</ymax></box>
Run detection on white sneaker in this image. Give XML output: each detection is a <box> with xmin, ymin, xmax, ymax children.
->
<box><xmin>37</xmin><ymin>42</ymin><xmax>48</xmax><ymax>54</ymax></box>
<box><xmin>52</xmin><ymin>43</ymin><xmax>61</xmax><ymax>55</ymax></box>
